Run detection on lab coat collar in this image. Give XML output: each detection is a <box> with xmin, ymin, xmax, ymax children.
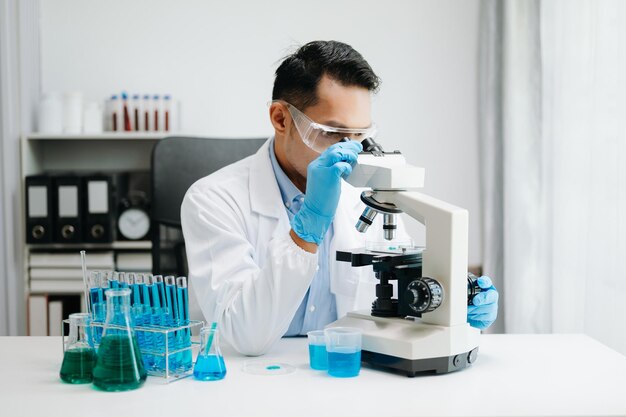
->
<box><xmin>249</xmin><ymin>138</ymin><xmax>284</xmax><ymax>220</ymax></box>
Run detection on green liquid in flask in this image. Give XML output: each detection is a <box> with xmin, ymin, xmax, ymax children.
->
<box><xmin>59</xmin><ymin>347</ymin><xmax>96</xmax><ymax>384</ymax></box>
<box><xmin>93</xmin><ymin>334</ymin><xmax>147</xmax><ymax>391</ymax></box>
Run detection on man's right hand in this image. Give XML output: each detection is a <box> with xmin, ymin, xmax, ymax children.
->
<box><xmin>291</xmin><ymin>141</ymin><xmax>363</xmax><ymax>246</ymax></box>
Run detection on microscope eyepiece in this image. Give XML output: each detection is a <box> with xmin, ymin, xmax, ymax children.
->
<box><xmin>361</xmin><ymin>137</ymin><xmax>384</xmax><ymax>154</ymax></box>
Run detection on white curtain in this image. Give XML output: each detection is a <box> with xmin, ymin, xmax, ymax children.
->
<box><xmin>480</xmin><ymin>0</ymin><xmax>626</xmax><ymax>354</ymax></box>
<box><xmin>0</xmin><ymin>0</ymin><xmax>39</xmax><ymax>335</ymax></box>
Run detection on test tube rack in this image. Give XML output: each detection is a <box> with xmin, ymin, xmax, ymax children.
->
<box><xmin>62</xmin><ymin>319</ymin><xmax>204</xmax><ymax>383</ymax></box>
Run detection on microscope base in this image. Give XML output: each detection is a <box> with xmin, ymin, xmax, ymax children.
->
<box><xmin>362</xmin><ymin>347</ymin><xmax>478</xmax><ymax>377</ymax></box>
<box><xmin>327</xmin><ymin>310</ymin><xmax>480</xmax><ymax>377</ymax></box>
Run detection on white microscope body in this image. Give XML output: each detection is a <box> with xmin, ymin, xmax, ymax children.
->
<box><xmin>326</xmin><ymin>142</ymin><xmax>480</xmax><ymax>377</ymax></box>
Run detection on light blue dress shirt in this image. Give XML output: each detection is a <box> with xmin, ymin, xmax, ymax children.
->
<box><xmin>268</xmin><ymin>140</ymin><xmax>337</xmax><ymax>336</ymax></box>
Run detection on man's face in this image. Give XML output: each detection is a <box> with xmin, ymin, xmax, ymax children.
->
<box><xmin>274</xmin><ymin>74</ymin><xmax>372</xmax><ymax>180</ymax></box>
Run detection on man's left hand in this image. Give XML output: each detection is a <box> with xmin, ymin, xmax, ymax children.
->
<box><xmin>467</xmin><ymin>276</ymin><xmax>499</xmax><ymax>330</ymax></box>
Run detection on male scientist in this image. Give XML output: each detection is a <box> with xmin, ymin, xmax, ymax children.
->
<box><xmin>181</xmin><ymin>41</ymin><xmax>498</xmax><ymax>356</ymax></box>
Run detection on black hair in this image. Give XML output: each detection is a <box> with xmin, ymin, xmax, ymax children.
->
<box><xmin>272</xmin><ymin>40</ymin><xmax>381</xmax><ymax>110</ymax></box>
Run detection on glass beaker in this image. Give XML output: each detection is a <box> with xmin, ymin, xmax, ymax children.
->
<box><xmin>324</xmin><ymin>327</ymin><xmax>362</xmax><ymax>378</ymax></box>
<box><xmin>92</xmin><ymin>288</ymin><xmax>147</xmax><ymax>391</ymax></box>
<box><xmin>307</xmin><ymin>330</ymin><xmax>328</xmax><ymax>370</ymax></box>
<box><xmin>60</xmin><ymin>313</ymin><xmax>96</xmax><ymax>384</ymax></box>
<box><xmin>193</xmin><ymin>326</ymin><xmax>226</xmax><ymax>381</ymax></box>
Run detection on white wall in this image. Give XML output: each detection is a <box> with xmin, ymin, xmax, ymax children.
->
<box><xmin>40</xmin><ymin>0</ymin><xmax>482</xmax><ymax>264</ymax></box>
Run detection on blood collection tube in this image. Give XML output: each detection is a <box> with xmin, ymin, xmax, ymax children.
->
<box><xmin>110</xmin><ymin>95</ymin><xmax>119</xmax><ymax>131</ymax></box>
<box><xmin>153</xmin><ymin>95</ymin><xmax>160</xmax><ymax>131</ymax></box>
<box><xmin>121</xmin><ymin>91</ymin><xmax>131</xmax><ymax>131</ymax></box>
<box><xmin>163</xmin><ymin>95</ymin><xmax>171</xmax><ymax>132</ymax></box>
<box><xmin>132</xmin><ymin>94</ymin><xmax>141</xmax><ymax>131</ymax></box>
<box><xmin>143</xmin><ymin>94</ymin><xmax>151</xmax><ymax>131</ymax></box>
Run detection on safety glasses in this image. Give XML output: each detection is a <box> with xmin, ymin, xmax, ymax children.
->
<box><xmin>275</xmin><ymin>100</ymin><xmax>377</xmax><ymax>153</ymax></box>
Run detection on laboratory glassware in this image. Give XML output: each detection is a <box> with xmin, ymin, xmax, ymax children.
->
<box><xmin>193</xmin><ymin>326</ymin><xmax>226</xmax><ymax>381</ymax></box>
<box><xmin>92</xmin><ymin>288</ymin><xmax>147</xmax><ymax>391</ymax></box>
<box><xmin>307</xmin><ymin>330</ymin><xmax>328</xmax><ymax>370</ymax></box>
<box><xmin>60</xmin><ymin>313</ymin><xmax>96</xmax><ymax>384</ymax></box>
<box><xmin>324</xmin><ymin>327</ymin><xmax>362</xmax><ymax>378</ymax></box>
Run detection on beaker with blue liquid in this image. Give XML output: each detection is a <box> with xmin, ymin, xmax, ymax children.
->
<box><xmin>324</xmin><ymin>327</ymin><xmax>362</xmax><ymax>378</ymax></box>
<box><xmin>193</xmin><ymin>326</ymin><xmax>226</xmax><ymax>381</ymax></box>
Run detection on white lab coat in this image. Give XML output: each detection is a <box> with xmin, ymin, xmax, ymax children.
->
<box><xmin>181</xmin><ymin>138</ymin><xmax>401</xmax><ymax>356</ymax></box>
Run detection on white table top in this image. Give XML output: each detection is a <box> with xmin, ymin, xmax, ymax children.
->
<box><xmin>1</xmin><ymin>334</ymin><xmax>625</xmax><ymax>417</ymax></box>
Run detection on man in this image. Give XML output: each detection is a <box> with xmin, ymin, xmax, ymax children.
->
<box><xmin>181</xmin><ymin>41</ymin><xmax>498</xmax><ymax>356</ymax></box>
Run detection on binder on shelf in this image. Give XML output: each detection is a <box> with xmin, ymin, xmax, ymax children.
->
<box><xmin>48</xmin><ymin>300</ymin><xmax>63</xmax><ymax>336</ymax></box>
<box><xmin>25</xmin><ymin>175</ymin><xmax>53</xmax><ymax>244</ymax></box>
<box><xmin>30</xmin><ymin>280</ymin><xmax>84</xmax><ymax>293</ymax></box>
<box><xmin>53</xmin><ymin>176</ymin><xmax>83</xmax><ymax>243</ymax></box>
<box><xmin>83</xmin><ymin>175</ymin><xmax>114</xmax><ymax>243</ymax></box>
<box><xmin>28</xmin><ymin>295</ymin><xmax>48</xmax><ymax>336</ymax></box>
<box><xmin>29</xmin><ymin>251</ymin><xmax>114</xmax><ymax>269</ymax></box>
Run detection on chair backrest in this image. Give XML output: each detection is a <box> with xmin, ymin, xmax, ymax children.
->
<box><xmin>150</xmin><ymin>136</ymin><xmax>266</xmax><ymax>273</ymax></box>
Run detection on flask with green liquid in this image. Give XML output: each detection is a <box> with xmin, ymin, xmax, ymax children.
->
<box><xmin>60</xmin><ymin>313</ymin><xmax>95</xmax><ymax>384</ymax></box>
<box><xmin>92</xmin><ymin>288</ymin><xmax>147</xmax><ymax>391</ymax></box>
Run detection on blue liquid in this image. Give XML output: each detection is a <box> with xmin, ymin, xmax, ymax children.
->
<box><xmin>309</xmin><ymin>344</ymin><xmax>328</xmax><ymax>370</ymax></box>
<box><xmin>327</xmin><ymin>349</ymin><xmax>361</xmax><ymax>378</ymax></box>
<box><xmin>193</xmin><ymin>355</ymin><xmax>226</xmax><ymax>381</ymax></box>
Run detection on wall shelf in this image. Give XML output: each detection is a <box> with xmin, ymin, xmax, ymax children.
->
<box><xmin>26</xmin><ymin>132</ymin><xmax>174</xmax><ymax>141</ymax></box>
<box><xmin>27</xmin><ymin>240</ymin><xmax>152</xmax><ymax>251</ymax></box>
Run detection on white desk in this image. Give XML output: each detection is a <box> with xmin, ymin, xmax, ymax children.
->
<box><xmin>1</xmin><ymin>334</ymin><xmax>625</xmax><ymax>417</ymax></box>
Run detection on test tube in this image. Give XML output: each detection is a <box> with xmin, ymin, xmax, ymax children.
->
<box><xmin>176</xmin><ymin>277</ymin><xmax>192</xmax><ymax>370</ymax></box>
<box><xmin>136</xmin><ymin>274</ymin><xmax>153</xmax><ymax>369</ymax></box>
<box><xmin>153</xmin><ymin>95</ymin><xmax>160</xmax><ymax>131</ymax></box>
<box><xmin>142</xmin><ymin>94</ymin><xmax>151</xmax><ymax>131</ymax></box>
<box><xmin>163</xmin><ymin>95</ymin><xmax>171</xmax><ymax>132</ymax></box>
<box><xmin>121</xmin><ymin>91</ymin><xmax>131</xmax><ymax>131</ymax></box>
<box><xmin>164</xmin><ymin>276</ymin><xmax>180</xmax><ymax>370</ymax></box>
<box><xmin>109</xmin><ymin>95</ymin><xmax>120</xmax><ymax>131</ymax></box>
<box><xmin>119</xmin><ymin>272</ymin><xmax>129</xmax><ymax>288</ymax></box>
<box><xmin>108</xmin><ymin>271</ymin><xmax>120</xmax><ymax>289</ymax></box>
<box><xmin>88</xmin><ymin>271</ymin><xmax>103</xmax><ymax>314</ymax></box>
<box><xmin>132</xmin><ymin>94</ymin><xmax>141</xmax><ymax>131</ymax></box>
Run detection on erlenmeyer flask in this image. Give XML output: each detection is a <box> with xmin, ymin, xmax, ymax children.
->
<box><xmin>60</xmin><ymin>313</ymin><xmax>96</xmax><ymax>384</ymax></box>
<box><xmin>193</xmin><ymin>326</ymin><xmax>226</xmax><ymax>381</ymax></box>
<box><xmin>93</xmin><ymin>288</ymin><xmax>147</xmax><ymax>391</ymax></box>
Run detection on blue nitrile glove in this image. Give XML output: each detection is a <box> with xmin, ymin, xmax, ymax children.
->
<box><xmin>467</xmin><ymin>276</ymin><xmax>499</xmax><ymax>330</ymax></box>
<box><xmin>291</xmin><ymin>141</ymin><xmax>363</xmax><ymax>245</ymax></box>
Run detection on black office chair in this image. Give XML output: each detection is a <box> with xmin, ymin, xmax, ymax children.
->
<box><xmin>150</xmin><ymin>137</ymin><xmax>266</xmax><ymax>275</ymax></box>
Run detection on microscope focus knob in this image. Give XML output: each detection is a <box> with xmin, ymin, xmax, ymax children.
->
<box><xmin>404</xmin><ymin>277</ymin><xmax>444</xmax><ymax>314</ymax></box>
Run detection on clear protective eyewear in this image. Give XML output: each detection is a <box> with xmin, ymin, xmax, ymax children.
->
<box><xmin>275</xmin><ymin>100</ymin><xmax>377</xmax><ymax>153</ymax></box>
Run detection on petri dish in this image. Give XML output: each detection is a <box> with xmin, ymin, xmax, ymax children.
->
<box><xmin>242</xmin><ymin>360</ymin><xmax>296</xmax><ymax>376</ymax></box>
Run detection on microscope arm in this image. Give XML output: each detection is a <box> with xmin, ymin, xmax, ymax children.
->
<box><xmin>374</xmin><ymin>190</ymin><xmax>469</xmax><ymax>327</ymax></box>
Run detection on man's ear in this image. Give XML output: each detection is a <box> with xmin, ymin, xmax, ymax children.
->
<box><xmin>269</xmin><ymin>102</ymin><xmax>288</xmax><ymax>134</ymax></box>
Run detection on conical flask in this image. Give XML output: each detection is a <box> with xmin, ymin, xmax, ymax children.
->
<box><xmin>93</xmin><ymin>288</ymin><xmax>147</xmax><ymax>391</ymax></box>
<box><xmin>193</xmin><ymin>326</ymin><xmax>227</xmax><ymax>381</ymax></box>
<box><xmin>60</xmin><ymin>313</ymin><xmax>96</xmax><ymax>384</ymax></box>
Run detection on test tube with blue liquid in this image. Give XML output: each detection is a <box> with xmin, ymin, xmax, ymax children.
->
<box><xmin>176</xmin><ymin>276</ymin><xmax>193</xmax><ymax>370</ymax></box>
<box><xmin>139</xmin><ymin>274</ymin><xmax>155</xmax><ymax>368</ymax></box>
<box><xmin>108</xmin><ymin>271</ymin><xmax>120</xmax><ymax>289</ymax></box>
<box><xmin>164</xmin><ymin>275</ymin><xmax>181</xmax><ymax>370</ymax></box>
<box><xmin>90</xmin><ymin>271</ymin><xmax>106</xmax><ymax>345</ymax></box>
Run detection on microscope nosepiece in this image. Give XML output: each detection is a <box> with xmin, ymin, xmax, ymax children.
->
<box><xmin>356</xmin><ymin>206</ymin><xmax>378</xmax><ymax>233</ymax></box>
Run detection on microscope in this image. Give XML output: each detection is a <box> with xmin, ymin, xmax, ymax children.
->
<box><xmin>327</xmin><ymin>138</ymin><xmax>481</xmax><ymax>377</ymax></box>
